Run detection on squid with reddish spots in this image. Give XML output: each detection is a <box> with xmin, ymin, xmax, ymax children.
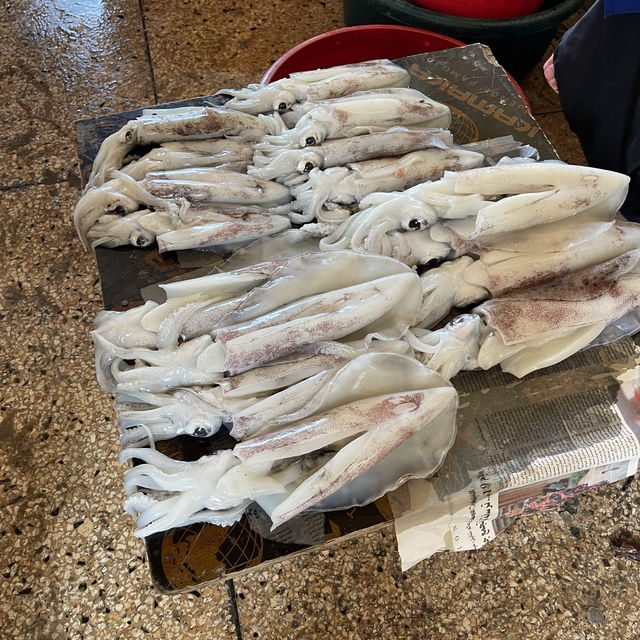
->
<box><xmin>409</xmin><ymin>249</ymin><xmax>640</xmax><ymax>379</ymax></box>
<box><xmin>119</xmin><ymin>352</ymin><xmax>457</xmax><ymax>537</ymax></box>
<box><xmin>217</xmin><ymin>59</ymin><xmax>411</xmax><ymax>115</ymax></box>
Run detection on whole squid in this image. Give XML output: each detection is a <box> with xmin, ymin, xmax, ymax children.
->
<box><xmin>93</xmin><ymin>251</ymin><xmax>423</xmax><ymax>394</ymax></box>
<box><xmin>75</xmin><ymin>169</ymin><xmax>292</xmax><ymax>252</ymax></box>
<box><xmin>258</xmin><ymin>88</ymin><xmax>451</xmax><ymax>151</ymax></box>
<box><xmin>120</xmin><ymin>352</ymin><xmax>458</xmax><ymax>536</ymax></box>
<box><xmin>318</xmin><ymin>161</ymin><xmax>631</xmax><ymax>264</ymax></box>
<box><xmin>117</xmin><ymin>340</ymin><xmax>411</xmax><ymax>447</ymax></box>
<box><xmin>86</xmin><ymin>105</ymin><xmax>277</xmax><ymax>189</ymax></box>
<box><xmin>250</xmin><ymin>127</ymin><xmax>455</xmax><ymax>185</ymax></box>
<box><xmin>118</xmin><ymin>138</ymin><xmax>254</xmax><ymax>181</ymax></box>
<box><xmin>289</xmin><ymin>147</ymin><xmax>485</xmax><ymax>223</ymax></box>
<box><xmin>217</xmin><ymin>59</ymin><xmax>411</xmax><ymax>115</ymax></box>
<box><xmin>409</xmin><ymin>249</ymin><xmax>640</xmax><ymax>379</ymax></box>
<box><xmin>416</xmin><ymin>218</ymin><xmax>640</xmax><ymax>328</ymax></box>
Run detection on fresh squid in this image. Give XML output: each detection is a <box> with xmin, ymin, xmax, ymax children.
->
<box><xmin>250</xmin><ymin>127</ymin><xmax>455</xmax><ymax>185</ymax></box>
<box><xmin>216</xmin><ymin>59</ymin><xmax>411</xmax><ymax>115</ymax></box>
<box><xmin>119</xmin><ymin>352</ymin><xmax>458</xmax><ymax>536</ymax></box>
<box><xmin>86</xmin><ymin>106</ymin><xmax>277</xmax><ymax>189</ymax></box>
<box><xmin>75</xmin><ymin>169</ymin><xmax>292</xmax><ymax>251</ymax></box>
<box><xmin>317</xmin><ymin>161</ymin><xmax>631</xmax><ymax>264</ymax></box>
<box><xmin>117</xmin><ymin>339</ymin><xmax>412</xmax><ymax>448</ymax></box>
<box><xmin>139</xmin><ymin>167</ymin><xmax>291</xmax><ymax>205</ymax></box>
<box><xmin>93</xmin><ymin>251</ymin><xmax>423</xmax><ymax>394</ymax></box>
<box><xmin>431</xmin><ymin>160</ymin><xmax>630</xmax><ymax>236</ymax></box>
<box><xmin>118</xmin><ymin>138</ymin><xmax>254</xmax><ymax>181</ymax></box>
<box><xmin>258</xmin><ymin>88</ymin><xmax>451</xmax><ymax>151</ymax></box>
<box><xmin>289</xmin><ymin>147</ymin><xmax>485</xmax><ymax>223</ymax></box>
<box><xmin>116</xmin><ymin>352</ymin><xmax>341</xmax><ymax>448</ymax></box>
<box><xmin>416</xmin><ymin>219</ymin><xmax>640</xmax><ymax>328</ymax></box>
<box><xmin>408</xmin><ymin>249</ymin><xmax>640</xmax><ymax>379</ymax></box>
<box><xmin>87</xmin><ymin>203</ymin><xmax>291</xmax><ymax>253</ymax></box>
<box><xmin>250</xmin><ymin>129</ymin><xmax>532</xmax><ymax>187</ymax></box>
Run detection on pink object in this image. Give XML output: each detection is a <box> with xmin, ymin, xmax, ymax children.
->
<box><xmin>411</xmin><ymin>0</ymin><xmax>546</xmax><ymax>19</ymax></box>
<box><xmin>543</xmin><ymin>53</ymin><xmax>559</xmax><ymax>93</ymax></box>
<box><xmin>262</xmin><ymin>25</ymin><xmax>532</xmax><ymax>112</ymax></box>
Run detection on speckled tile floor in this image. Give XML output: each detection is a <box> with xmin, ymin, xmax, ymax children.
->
<box><xmin>3</xmin><ymin>1</ymin><xmax>640</xmax><ymax>639</ymax></box>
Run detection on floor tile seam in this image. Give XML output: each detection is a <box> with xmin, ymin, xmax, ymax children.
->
<box><xmin>225</xmin><ymin>579</ymin><xmax>244</xmax><ymax>640</ymax></box>
<box><xmin>0</xmin><ymin>178</ymin><xmax>71</xmax><ymax>193</ymax></box>
<box><xmin>137</xmin><ymin>0</ymin><xmax>159</xmax><ymax>105</ymax></box>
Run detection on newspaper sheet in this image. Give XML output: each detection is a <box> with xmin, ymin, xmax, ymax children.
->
<box><xmin>389</xmin><ymin>336</ymin><xmax>640</xmax><ymax>571</ymax></box>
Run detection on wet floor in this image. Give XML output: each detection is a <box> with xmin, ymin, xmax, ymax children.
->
<box><xmin>2</xmin><ymin>1</ymin><xmax>640</xmax><ymax>639</ymax></box>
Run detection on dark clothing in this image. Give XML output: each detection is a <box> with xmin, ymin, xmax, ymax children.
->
<box><xmin>553</xmin><ymin>0</ymin><xmax>640</xmax><ymax>220</ymax></box>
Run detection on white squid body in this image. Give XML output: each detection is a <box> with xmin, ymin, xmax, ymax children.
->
<box><xmin>318</xmin><ymin>161</ymin><xmax>631</xmax><ymax>266</ymax></box>
<box><xmin>249</xmin><ymin>127</ymin><xmax>454</xmax><ymax>185</ymax></box>
<box><xmin>116</xmin><ymin>351</ymin><xmax>350</xmax><ymax>447</ymax></box>
<box><xmin>116</xmin><ymin>341</ymin><xmax>411</xmax><ymax>448</ymax></box>
<box><xmin>119</xmin><ymin>138</ymin><xmax>254</xmax><ymax>181</ymax></box>
<box><xmin>417</xmin><ymin>219</ymin><xmax>640</xmax><ymax>328</ymax></box>
<box><xmin>244</xmin><ymin>347</ymin><xmax>410</xmax><ymax>440</ymax></box>
<box><xmin>217</xmin><ymin>59</ymin><xmax>411</xmax><ymax>115</ymax></box>
<box><xmin>289</xmin><ymin>147</ymin><xmax>484</xmax><ymax>224</ymax></box>
<box><xmin>75</xmin><ymin>168</ymin><xmax>292</xmax><ymax>252</ymax></box>
<box><xmin>92</xmin><ymin>261</ymin><xmax>281</xmax><ymax>392</ymax></box>
<box><xmin>431</xmin><ymin>160</ymin><xmax>630</xmax><ymax>237</ymax></box>
<box><xmin>86</xmin><ymin>105</ymin><xmax>277</xmax><ymax>190</ymax></box>
<box><xmin>156</xmin><ymin>210</ymin><xmax>291</xmax><ymax>253</ymax></box>
<box><xmin>410</xmin><ymin>249</ymin><xmax>640</xmax><ymax>379</ymax></box>
<box><xmin>140</xmin><ymin>167</ymin><xmax>291</xmax><ymax>206</ymax></box>
<box><xmin>93</xmin><ymin>251</ymin><xmax>422</xmax><ymax>394</ymax></box>
<box><xmin>117</xmin><ymin>337</ymin><xmax>414</xmax><ymax>448</ymax></box>
<box><xmin>120</xmin><ymin>352</ymin><xmax>458</xmax><ymax>537</ymax></box>
<box><xmin>259</xmin><ymin>88</ymin><xmax>451</xmax><ymax>151</ymax></box>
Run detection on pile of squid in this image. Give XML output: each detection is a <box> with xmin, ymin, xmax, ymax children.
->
<box><xmin>96</xmin><ymin>168</ymin><xmax>640</xmax><ymax>538</ymax></box>
<box><xmin>74</xmin><ymin>59</ymin><xmax>536</xmax><ymax>253</ymax></box>
<box><xmin>79</xmin><ymin>59</ymin><xmax>640</xmax><ymax>539</ymax></box>
<box><xmin>95</xmin><ymin>252</ymin><xmax>459</xmax><ymax>535</ymax></box>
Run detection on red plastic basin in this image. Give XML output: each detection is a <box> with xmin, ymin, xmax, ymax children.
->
<box><xmin>412</xmin><ymin>0</ymin><xmax>545</xmax><ymax>19</ymax></box>
<box><xmin>261</xmin><ymin>25</ymin><xmax>531</xmax><ymax>111</ymax></box>
<box><xmin>262</xmin><ymin>25</ymin><xmax>465</xmax><ymax>83</ymax></box>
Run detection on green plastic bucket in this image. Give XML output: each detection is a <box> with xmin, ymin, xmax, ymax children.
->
<box><xmin>343</xmin><ymin>0</ymin><xmax>585</xmax><ymax>78</ymax></box>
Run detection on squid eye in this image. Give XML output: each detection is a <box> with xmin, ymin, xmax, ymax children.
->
<box><xmin>303</xmin><ymin>162</ymin><xmax>315</xmax><ymax>173</ymax></box>
<box><xmin>304</xmin><ymin>136</ymin><xmax>316</xmax><ymax>147</ymax></box>
<box><xmin>193</xmin><ymin>426</ymin><xmax>211</xmax><ymax>438</ymax></box>
<box><xmin>114</xmin><ymin>205</ymin><xmax>126</xmax><ymax>215</ymax></box>
<box><xmin>277</xmin><ymin>101</ymin><xmax>288</xmax><ymax>112</ymax></box>
<box><xmin>132</xmin><ymin>233</ymin><xmax>152</xmax><ymax>247</ymax></box>
<box><xmin>426</xmin><ymin>258</ymin><xmax>440</xmax><ymax>267</ymax></box>
<box><xmin>408</xmin><ymin>218</ymin><xmax>422</xmax><ymax>230</ymax></box>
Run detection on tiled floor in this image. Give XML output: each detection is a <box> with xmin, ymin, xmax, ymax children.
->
<box><xmin>3</xmin><ymin>1</ymin><xmax>640</xmax><ymax>639</ymax></box>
